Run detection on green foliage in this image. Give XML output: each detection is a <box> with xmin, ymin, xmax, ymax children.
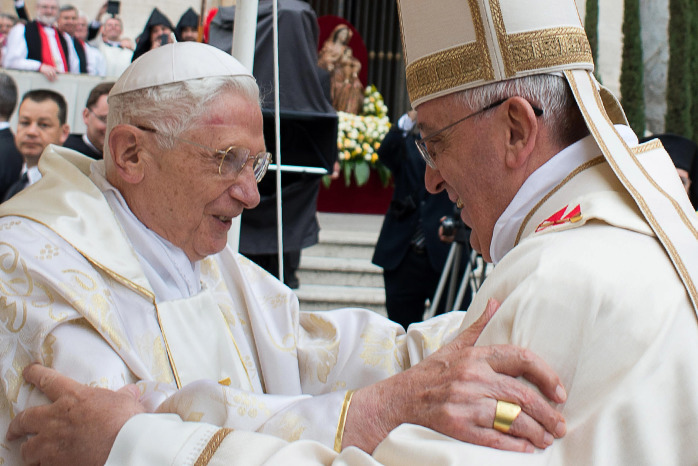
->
<box><xmin>665</xmin><ymin>0</ymin><xmax>693</xmax><ymax>138</ymax></box>
<box><xmin>584</xmin><ymin>0</ymin><xmax>600</xmax><ymax>76</ymax></box>
<box><xmin>619</xmin><ymin>0</ymin><xmax>645</xmax><ymax>137</ymax></box>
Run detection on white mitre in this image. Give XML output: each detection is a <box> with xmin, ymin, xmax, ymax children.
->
<box><xmin>397</xmin><ymin>0</ymin><xmax>698</xmax><ymax>312</ymax></box>
<box><xmin>110</xmin><ymin>41</ymin><xmax>254</xmax><ymax>97</ymax></box>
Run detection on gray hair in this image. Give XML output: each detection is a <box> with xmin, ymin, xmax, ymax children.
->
<box><xmin>105</xmin><ymin>75</ymin><xmax>260</xmax><ymax>158</ymax></box>
<box><xmin>455</xmin><ymin>74</ymin><xmax>588</xmax><ymax>147</ymax></box>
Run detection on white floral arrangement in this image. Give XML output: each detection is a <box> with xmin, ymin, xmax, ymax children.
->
<box><xmin>332</xmin><ymin>85</ymin><xmax>392</xmax><ymax>187</ymax></box>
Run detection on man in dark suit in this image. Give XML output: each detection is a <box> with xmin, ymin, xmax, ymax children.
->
<box><xmin>3</xmin><ymin>89</ymin><xmax>69</xmax><ymax>202</ymax></box>
<box><xmin>372</xmin><ymin>111</ymin><xmax>471</xmax><ymax>329</ymax></box>
<box><xmin>0</xmin><ymin>73</ymin><xmax>22</xmax><ymax>201</ymax></box>
<box><xmin>63</xmin><ymin>82</ymin><xmax>114</xmax><ymax>160</ymax></box>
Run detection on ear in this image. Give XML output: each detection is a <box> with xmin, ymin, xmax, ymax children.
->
<box><xmin>82</xmin><ymin>107</ymin><xmax>90</xmax><ymax>126</ymax></box>
<box><xmin>108</xmin><ymin>124</ymin><xmax>147</xmax><ymax>184</ymax></box>
<box><xmin>501</xmin><ymin>97</ymin><xmax>538</xmax><ymax>170</ymax></box>
<box><xmin>59</xmin><ymin>124</ymin><xmax>70</xmax><ymax>145</ymax></box>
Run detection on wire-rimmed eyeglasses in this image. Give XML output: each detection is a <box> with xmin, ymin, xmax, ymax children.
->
<box><xmin>414</xmin><ymin>98</ymin><xmax>544</xmax><ymax>169</ymax></box>
<box><xmin>136</xmin><ymin>125</ymin><xmax>271</xmax><ymax>182</ymax></box>
<box><xmin>87</xmin><ymin>107</ymin><xmax>108</xmax><ymax>124</ymax></box>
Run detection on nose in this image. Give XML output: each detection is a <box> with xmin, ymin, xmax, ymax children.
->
<box><xmin>424</xmin><ymin>164</ymin><xmax>445</xmax><ymax>194</ymax></box>
<box><xmin>227</xmin><ymin>165</ymin><xmax>260</xmax><ymax>209</ymax></box>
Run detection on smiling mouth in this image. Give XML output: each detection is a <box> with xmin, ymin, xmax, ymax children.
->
<box><xmin>216</xmin><ymin>215</ymin><xmax>232</xmax><ymax>223</ymax></box>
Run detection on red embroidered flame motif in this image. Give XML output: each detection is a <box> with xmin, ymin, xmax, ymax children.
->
<box><xmin>536</xmin><ymin>204</ymin><xmax>582</xmax><ymax>232</ymax></box>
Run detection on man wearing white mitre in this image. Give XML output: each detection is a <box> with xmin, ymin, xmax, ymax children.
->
<box><xmin>1</xmin><ymin>40</ymin><xmax>567</xmax><ymax>465</ymax></box>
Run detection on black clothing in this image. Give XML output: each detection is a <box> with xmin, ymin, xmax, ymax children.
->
<box><xmin>372</xmin><ymin>125</ymin><xmax>471</xmax><ymax>328</ymax></box>
<box><xmin>175</xmin><ymin>7</ymin><xmax>199</xmax><ymax>40</ymax></box>
<box><xmin>2</xmin><ymin>171</ymin><xmax>28</xmax><ymax>203</ymax></box>
<box><xmin>131</xmin><ymin>8</ymin><xmax>175</xmax><ymax>62</ymax></box>
<box><xmin>24</xmin><ymin>21</ymin><xmax>71</xmax><ymax>66</ymax></box>
<box><xmin>71</xmin><ymin>36</ymin><xmax>88</xmax><ymax>73</ymax></box>
<box><xmin>0</xmin><ymin>128</ymin><xmax>23</xmax><ymax>201</ymax></box>
<box><xmin>63</xmin><ymin>134</ymin><xmax>102</xmax><ymax>160</ymax></box>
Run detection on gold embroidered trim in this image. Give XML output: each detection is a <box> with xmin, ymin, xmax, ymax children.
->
<box><xmin>334</xmin><ymin>390</ymin><xmax>355</xmax><ymax>452</ymax></box>
<box><xmin>565</xmin><ymin>70</ymin><xmax>698</xmax><ymax>311</ymax></box>
<box><xmin>405</xmin><ymin>0</ymin><xmax>492</xmax><ymax>104</ymax></box>
<box><xmin>406</xmin><ymin>43</ymin><xmax>490</xmax><ymax>105</ymax></box>
<box><xmin>194</xmin><ymin>428</ymin><xmax>233</xmax><ymax>466</ymax></box>
<box><xmin>515</xmin><ymin>156</ymin><xmax>605</xmax><ymax>246</ymax></box>
<box><xmin>154</xmin><ymin>302</ymin><xmax>182</xmax><ymax>389</ymax></box>
<box><xmin>488</xmin><ymin>0</ymin><xmax>512</xmax><ymax>76</ymax></box>
<box><xmin>508</xmin><ymin>28</ymin><xmax>592</xmax><ymax>76</ymax></box>
<box><xmin>635</xmin><ymin>139</ymin><xmax>662</xmax><ymax>154</ymax></box>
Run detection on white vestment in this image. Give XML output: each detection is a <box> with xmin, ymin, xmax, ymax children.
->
<box><xmin>104</xmin><ymin>130</ymin><xmax>698</xmax><ymax>464</ymax></box>
<box><xmin>0</xmin><ymin>145</ymin><xmax>465</xmax><ymax>465</ymax></box>
<box><xmin>97</xmin><ymin>39</ymin><xmax>133</xmax><ymax>77</ymax></box>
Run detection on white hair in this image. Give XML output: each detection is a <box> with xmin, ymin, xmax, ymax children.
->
<box><xmin>455</xmin><ymin>74</ymin><xmax>587</xmax><ymax>146</ymax></box>
<box><xmin>105</xmin><ymin>75</ymin><xmax>260</xmax><ymax>158</ymax></box>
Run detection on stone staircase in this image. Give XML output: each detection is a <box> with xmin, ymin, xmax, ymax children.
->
<box><xmin>295</xmin><ymin>213</ymin><xmax>387</xmax><ymax>317</ymax></box>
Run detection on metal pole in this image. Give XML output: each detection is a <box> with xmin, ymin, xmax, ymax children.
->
<box><xmin>272</xmin><ymin>0</ymin><xmax>284</xmax><ymax>284</ymax></box>
<box><xmin>228</xmin><ymin>0</ymin><xmax>259</xmax><ymax>252</ymax></box>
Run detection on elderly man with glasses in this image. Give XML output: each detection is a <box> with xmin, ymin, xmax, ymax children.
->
<box><xmin>0</xmin><ymin>42</ymin><xmax>568</xmax><ymax>465</ymax></box>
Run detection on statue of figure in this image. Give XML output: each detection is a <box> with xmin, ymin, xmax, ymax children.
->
<box><xmin>318</xmin><ymin>24</ymin><xmax>364</xmax><ymax>114</ymax></box>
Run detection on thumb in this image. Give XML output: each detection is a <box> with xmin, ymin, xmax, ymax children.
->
<box><xmin>455</xmin><ymin>298</ymin><xmax>501</xmax><ymax>347</ymax></box>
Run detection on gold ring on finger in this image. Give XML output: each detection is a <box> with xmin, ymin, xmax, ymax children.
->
<box><xmin>493</xmin><ymin>400</ymin><xmax>522</xmax><ymax>434</ymax></box>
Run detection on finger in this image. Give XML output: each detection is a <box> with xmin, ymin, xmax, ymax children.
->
<box><xmin>468</xmin><ymin>426</ymin><xmax>535</xmax><ymax>453</ymax></box>
<box><xmin>487</xmin><ymin>345</ymin><xmax>566</xmax><ymax>405</ymax></box>
<box><xmin>453</xmin><ymin>298</ymin><xmax>501</xmax><ymax>347</ymax></box>
<box><xmin>23</xmin><ymin>364</ymin><xmax>82</xmax><ymax>402</ymax></box>
<box><xmin>486</xmin><ymin>372</ymin><xmax>565</xmax><ymax>439</ymax></box>
<box><xmin>506</xmin><ymin>409</ymin><xmax>554</xmax><ymax>450</ymax></box>
<box><xmin>6</xmin><ymin>404</ymin><xmax>51</xmax><ymax>441</ymax></box>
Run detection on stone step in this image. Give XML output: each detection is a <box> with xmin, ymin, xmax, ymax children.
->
<box><xmin>296</xmin><ymin>213</ymin><xmax>386</xmax><ymax>315</ymax></box>
<box><xmin>298</xmin><ymin>256</ymin><xmax>384</xmax><ymax>288</ymax></box>
<box><xmin>306</xmin><ymin>230</ymin><xmax>378</xmax><ymax>261</ymax></box>
<box><xmin>295</xmin><ymin>284</ymin><xmax>387</xmax><ymax>316</ymax></box>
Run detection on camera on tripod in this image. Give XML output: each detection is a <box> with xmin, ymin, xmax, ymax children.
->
<box><xmin>440</xmin><ymin>215</ymin><xmax>469</xmax><ymax>244</ymax></box>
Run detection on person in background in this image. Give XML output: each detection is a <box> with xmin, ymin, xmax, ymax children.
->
<box><xmin>0</xmin><ymin>73</ymin><xmax>22</xmax><ymax>201</ymax></box>
<box><xmin>75</xmin><ymin>10</ymin><xmax>105</xmax><ymax>76</ymax></box>
<box><xmin>131</xmin><ymin>7</ymin><xmax>174</xmax><ymax>62</ymax></box>
<box><xmin>175</xmin><ymin>7</ymin><xmax>199</xmax><ymax>42</ymax></box>
<box><xmin>63</xmin><ymin>81</ymin><xmax>113</xmax><ymax>159</ymax></box>
<box><xmin>0</xmin><ymin>13</ymin><xmax>18</xmax><ymax>59</ymax></box>
<box><xmin>55</xmin><ymin>4</ymin><xmax>85</xmax><ymax>73</ymax></box>
<box><xmin>96</xmin><ymin>15</ymin><xmax>133</xmax><ymax>77</ymax></box>
<box><xmin>3</xmin><ymin>0</ymin><xmax>79</xmax><ymax>81</ymax></box>
<box><xmin>3</xmin><ymin>89</ymin><xmax>68</xmax><ymax>201</ymax></box>
<box><xmin>372</xmin><ymin>110</ymin><xmax>471</xmax><ymax>329</ymax></box>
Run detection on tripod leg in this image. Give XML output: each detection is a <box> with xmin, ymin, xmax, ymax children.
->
<box><xmin>424</xmin><ymin>242</ymin><xmax>457</xmax><ymax>320</ymax></box>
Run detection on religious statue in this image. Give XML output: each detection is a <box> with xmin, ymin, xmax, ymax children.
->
<box><xmin>318</xmin><ymin>24</ymin><xmax>364</xmax><ymax>114</ymax></box>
